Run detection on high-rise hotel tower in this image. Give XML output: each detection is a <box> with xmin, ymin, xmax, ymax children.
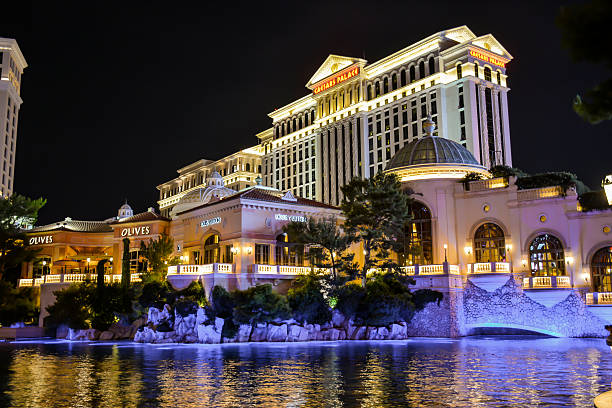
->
<box><xmin>257</xmin><ymin>26</ymin><xmax>512</xmax><ymax>206</ymax></box>
<box><xmin>0</xmin><ymin>38</ymin><xmax>26</xmax><ymax>197</ymax></box>
<box><xmin>158</xmin><ymin>26</ymin><xmax>512</xmax><ymax>214</ymax></box>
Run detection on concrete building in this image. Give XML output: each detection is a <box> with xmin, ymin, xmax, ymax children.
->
<box><xmin>0</xmin><ymin>38</ymin><xmax>26</xmax><ymax>197</ymax></box>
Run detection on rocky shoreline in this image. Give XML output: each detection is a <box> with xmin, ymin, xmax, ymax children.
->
<box><xmin>58</xmin><ymin>303</ymin><xmax>414</xmax><ymax>343</ymax></box>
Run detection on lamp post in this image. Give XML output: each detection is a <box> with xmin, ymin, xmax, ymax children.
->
<box><xmin>86</xmin><ymin>257</ymin><xmax>90</xmax><ymax>274</ymax></box>
<box><xmin>443</xmin><ymin>244</ymin><xmax>448</xmax><ymax>263</ymax></box>
<box><xmin>42</xmin><ymin>260</ymin><xmax>46</xmax><ymax>275</ymax></box>
<box><xmin>603</xmin><ymin>175</ymin><xmax>612</xmax><ymax>205</ymax></box>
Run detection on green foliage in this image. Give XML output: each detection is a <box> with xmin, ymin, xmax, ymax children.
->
<box><xmin>174</xmin><ymin>281</ymin><xmax>207</xmax><ymax>307</ymax></box>
<box><xmin>515</xmin><ymin>172</ymin><xmax>585</xmax><ymax>195</ymax></box>
<box><xmin>46</xmin><ymin>281</ymin><xmax>132</xmax><ymax>331</ymax></box>
<box><xmin>138</xmin><ymin>280</ymin><xmax>173</xmax><ymax>309</ymax></box>
<box><xmin>139</xmin><ymin>234</ymin><xmax>179</xmax><ymax>283</ymax></box>
<box><xmin>556</xmin><ymin>0</ymin><xmax>612</xmax><ymax>123</ymax></box>
<box><xmin>0</xmin><ymin>195</ymin><xmax>46</xmax><ymax>283</ymax></box>
<box><xmin>231</xmin><ymin>284</ymin><xmax>290</xmax><ymax>325</ymax></box>
<box><xmin>211</xmin><ymin>285</ymin><xmax>234</xmax><ymax>319</ymax></box>
<box><xmin>412</xmin><ymin>289</ymin><xmax>444</xmax><ymax>312</ymax></box>
<box><xmin>341</xmin><ymin>173</ymin><xmax>410</xmax><ymax>287</ymax></box>
<box><xmin>284</xmin><ymin>217</ymin><xmax>353</xmax><ymax>287</ymax></box>
<box><xmin>0</xmin><ymin>281</ymin><xmax>39</xmax><ymax>326</ymax></box>
<box><xmin>174</xmin><ymin>300</ymin><xmax>199</xmax><ymax>317</ymax></box>
<box><xmin>221</xmin><ymin>319</ymin><xmax>239</xmax><ymax>339</ymax></box>
<box><xmin>334</xmin><ymin>283</ymin><xmax>366</xmax><ymax>318</ymax></box>
<box><xmin>287</xmin><ymin>273</ymin><xmax>332</xmax><ymax>324</ymax></box>
<box><xmin>578</xmin><ymin>190</ymin><xmax>610</xmax><ymax>211</ymax></box>
<box><xmin>489</xmin><ymin>165</ymin><xmax>528</xmax><ymax>179</ymax></box>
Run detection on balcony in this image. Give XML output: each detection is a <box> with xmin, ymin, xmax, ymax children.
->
<box><xmin>517</xmin><ymin>186</ymin><xmax>564</xmax><ymax>202</ymax></box>
<box><xmin>398</xmin><ymin>263</ymin><xmax>460</xmax><ymax>276</ymax></box>
<box><xmin>522</xmin><ymin>276</ymin><xmax>571</xmax><ymax>289</ymax></box>
<box><xmin>467</xmin><ymin>262</ymin><xmax>511</xmax><ymax>274</ymax></box>
<box><xmin>466</xmin><ymin>177</ymin><xmax>509</xmax><ymax>192</ymax></box>
<box><xmin>251</xmin><ymin>265</ymin><xmax>329</xmax><ymax>275</ymax></box>
<box><xmin>166</xmin><ymin>263</ymin><xmax>234</xmax><ymax>276</ymax></box>
<box><xmin>18</xmin><ymin>273</ymin><xmax>141</xmax><ymax>287</ymax></box>
<box><xmin>586</xmin><ymin>292</ymin><xmax>612</xmax><ymax>305</ymax></box>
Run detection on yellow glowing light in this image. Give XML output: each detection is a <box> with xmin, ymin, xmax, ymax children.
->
<box><xmin>464</xmin><ymin>246</ymin><xmax>472</xmax><ymax>255</ymax></box>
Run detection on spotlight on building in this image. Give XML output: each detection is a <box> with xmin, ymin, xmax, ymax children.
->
<box><xmin>565</xmin><ymin>256</ymin><xmax>574</xmax><ymax>265</ymax></box>
<box><xmin>603</xmin><ymin>175</ymin><xmax>612</xmax><ymax>205</ymax></box>
<box><xmin>464</xmin><ymin>246</ymin><xmax>472</xmax><ymax>255</ymax></box>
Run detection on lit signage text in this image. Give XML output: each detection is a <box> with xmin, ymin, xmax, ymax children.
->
<box><xmin>29</xmin><ymin>235</ymin><xmax>53</xmax><ymax>245</ymax></box>
<box><xmin>469</xmin><ymin>49</ymin><xmax>506</xmax><ymax>68</ymax></box>
<box><xmin>313</xmin><ymin>66</ymin><xmax>360</xmax><ymax>95</ymax></box>
<box><xmin>200</xmin><ymin>217</ymin><xmax>222</xmax><ymax>228</ymax></box>
<box><xmin>121</xmin><ymin>226</ymin><xmax>151</xmax><ymax>237</ymax></box>
<box><xmin>275</xmin><ymin>214</ymin><xmax>306</xmax><ymax>222</ymax></box>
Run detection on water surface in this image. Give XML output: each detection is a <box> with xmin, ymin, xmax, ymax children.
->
<box><xmin>0</xmin><ymin>336</ymin><xmax>610</xmax><ymax>407</ymax></box>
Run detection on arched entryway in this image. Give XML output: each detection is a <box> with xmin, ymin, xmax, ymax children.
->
<box><xmin>529</xmin><ymin>234</ymin><xmax>565</xmax><ymax>276</ymax></box>
<box><xmin>473</xmin><ymin>223</ymin><xmax>506</xmax><ymax>262</ymax></box>
<box><xmin>591</xmin><ymin>246</ymin><xmax>612</xmax><ymax>292</ymax></box>
<box><xmin>399</xmin><ymin>201</ymin><xmax>432</xmax><ymax>265</ymax></box>
<box><xmin>203</xmin><ymin>234</ymin><xmax>220</xmax><ymax>264</ymax></box>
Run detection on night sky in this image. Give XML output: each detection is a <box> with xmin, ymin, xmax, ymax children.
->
<box><xmin>2</xmin><ymin>1</ymin><xmax>610</xmax><ymax>225</ymax></box>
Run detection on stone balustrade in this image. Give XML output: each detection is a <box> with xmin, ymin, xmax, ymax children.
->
<box><xmin>18</xmin><ymin>273</ymin><xmax>141</xmax><ymax>287</ymax></box>
<box><xmin>467</xmin><ymin>262</ymin><xmax>511</xmax><ymax>274</ymax></box>
<box><xmin>252</xmin><ymin>264</ymin><xmax>329</xmax><ymax>275</ymax></box>
<box><xmin>586</xmin><ymin>292</ymin><xmax>612</xmax><ymax>305</ymax></box>
<box><xmin>467</xmin><ymin>177</ymin><xmax>508</xmax><ymax>192</ymax></box>
<box><xmin>517</xmin><ymin>186</ymin><xmax>564</xmax><ymax>201</ymax></box>
<box><xmin>166</xmin><ymin>263</ymin><xmax>234</xmax><ymax>276</ymax></box>
<box><xmin>523</xmin><ymin>275</ymin><xmax>571</xmax><ymax>289</ymax></box>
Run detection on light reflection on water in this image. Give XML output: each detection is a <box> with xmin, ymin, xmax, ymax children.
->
<box><xmin>0</xmin><ymin>336</ymin><xmax>610</xmax><ymax>407</ymax></box>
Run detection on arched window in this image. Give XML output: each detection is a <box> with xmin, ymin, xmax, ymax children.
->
<box><xmin>474</xmin><ymin>62</ymin><xmax>479</xmax><ymax>78</ymax></box>
<box><xmin>400</xmin><ymin>69</ymin><xmax>406</xmax><ymax>87</ymax></box>
<box><xmin>383</xmin><ymin>77</ymin><xmax>389</xmax><ymax>94</ymax></box>
<box><xmin>304</xmin><ymin>113</ymin><xmax>309</xmax><ymax>126</ymax></box>
<box><xmin>311</xmin><ymin>110</ymin><xmax>315</xmax><ymax>122</ymax></box>
<box><xmin>293</xmin><ymin>118</ymin><xmax>297</xmax><ymax>131</ymax></box>
<box><xmin>428</xmin><ymin>57</ymin><xmax>435</xmax><ymax>75</ymax></box>
<box><xmin>299</xmin><ymin>116</ymin><xmax>303</xmax><ymax>129</ymax></box>
<box><xmin>375</xmin><ymin>82</ymin><xmax>380</xmax><ymax>97</ymax></box>
<box><xmin>275</xmin><ymin>233</ymin><xmax>304</xmax><ymax>266</ymax></box>
<box><xmin>246</xmin><ymin>163</ymin><xmax>251</xmax><ymax>172</ymax></box>
<box><xmin>367</xmin><ymin>84</ymin><xmax>372</xmax><ymax>100</ymax></box>
<box><xmin>392</xmin><ymin>73</ymin><xmax>397</xmax><ymax>90</ymax></box>
<box><xmin>497</xmin><ymin>71</ymin><xmax>501</xmax><ymax>84</ymax></box>
<box><xmin>419</xmin><ymin>61</ymin><xmax>425</xmax><ymax>79</ymax></box>
<box><xmin>204</xmin><ymin>234</ymin><xmax>220</xmax><ymax>264</ymax></box>
<box><xmin>456</xmin><ymin>64</ymin><xmax>462</xmax><ymax>79</ymax></box>
<box><xmin>473</xmin><ymin>223</ymin><xmax>506</xmax><ymax>262</ymax></box>
<box><xmin>409</xmin><ymin>65</ymin><xmax>416</xmax><ymax>83</ymax></box>
<box><xmin>529</xmin><ymin>234</ymin><xmax>565</xmax><ymax>276</ymax></box>
<box><xmin>592</xmin><ymin>247</ymin><xmax>612</xmax><ymax>292</ymax></box>
<box><xmin>340</xmin><ymin>91</ymin><xmax>344</xmax><ymax>109</ymax></box>
<box><xmin>399</xmin><ymin>201</ymin><xmax>433</xmax><ymax>265</ymax></box>
<box><xmin>484</xmin><ymin>66</ymin><xmax>492</xmax><ymax>82</ymax></box>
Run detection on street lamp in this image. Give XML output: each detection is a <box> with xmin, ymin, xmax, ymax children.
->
<box><xmin>87</xmin><ymin>257</ymin><xmax>90</xmax><ymax>274</ymax></box>
<box><xmin>443</xmin><ymin>244</ymin><xmax>448</xmax><ymax>263</ymax></box>
<box><xmin>603</xmin><ymin>175</ymin><xmax>612</xmax><ymax>205</ymax></box>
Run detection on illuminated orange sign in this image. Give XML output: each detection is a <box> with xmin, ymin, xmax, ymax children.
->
<box><xmin>469</xmin><ymin>49</ymin><xmax>506</xmax><ymax>68</ymax></box>
<box><xmin>313</xmin><ymin>65</ymin><xmax>360</xmax><ymax>94</ymax></box>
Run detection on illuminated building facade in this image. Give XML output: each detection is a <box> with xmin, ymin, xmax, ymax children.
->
<box><xmin>0</xmin><ymin>38</ymin><xmax>26</xmax><ymax>197</ymax></box>
<box><xmin>259</xmin><ymin>26</ymin><xmax>513</xmax><ymax>206</ymax></box>
<box><xmin>157</xmin><ymin>146</ymin><xmax>264</xmax><ymax>217</ymax></box>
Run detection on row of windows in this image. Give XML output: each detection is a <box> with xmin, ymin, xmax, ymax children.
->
<box><xmin>317</xmin><ymin>83</ymin><xmax>361</xmax><ymax>119</ymax></box>
<box><xmin>366</xmin><ymin>56</ymin><xmax>436</xmax><ymax>101</ymax></box>
<box><xmin>274</xmin><ymin>109</ymin><xmax>316</xmax><ymax>139</ymax></box>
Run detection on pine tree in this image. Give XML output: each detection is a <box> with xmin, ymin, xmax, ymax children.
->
<box><xmin>121</xmin><ymin>238</ymin><xmax>130</xmax><ymax>291</ymax></box>
<box><xmin>341</xmin><ymin>172</ymin><xmax>410</xmax><ymax>287</ymax></box>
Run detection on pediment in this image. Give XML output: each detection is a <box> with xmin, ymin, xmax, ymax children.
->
<box><xmin>306</xmin><ymin>54</ymin><xmax>367</xmax><ymax>89</ymax></box>
<box><xmin>469</xmin><ymin>34</ymin><xmax>513</xmax><ymax>59</ymax></box>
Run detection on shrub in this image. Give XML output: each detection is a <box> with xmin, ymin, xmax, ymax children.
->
<box><xmin>489</xmin><ymin>165</ymin><xmax>528</xmax><ymax>178</ymax></box>
<box><xmin>334</xmin><ymin>282</ymin><xmax>366</xmax><ymax>319</ymax></box>
<box><xmin>174</xmin><ymin>300</ymin><xmax>199</xmax><ymax>317</ymax></box>
<box><xmin>211</xmin><ymin>285</ymin><xmax>234</xmax><ymax>319</ymax></box>
<box><xmin>221</xmin><ymin>319</ymin><xmax>239</xmax><ymax>339</ymax></box>
<box><xmin>138</xmin><ymin>280</ymin><xmax>173</xmax><ymax>309</ymax></box>
<box><xmin>579</xmin><ymin>190</ymin><xmax>610</xmax><ymax>211</ymax></box>
<box><xmin>356</xmin><ymin>273</ymin><xmax>415</xmax><ymax>326</ymax></box>
<box><xmin>0</xmin><ymin>281</ymin><xmax>39</xmax><ymax>326</ymax></box>
<box><xmin>287</xmin><ymin>273</ymin><xmax>331</xmax><ymax>324</ymax></box>
<box><xmin>232</xmin><ymin>284</ymin><xmax>291</xmax><ymax>325</ymax></box>
<box><xmin>173</xmin><ymin>281</ymin><xmax>207</xmax><ymax>307</ymax></box>
<box><xmin>515</xmin><ymin>172</ymin><xmax>581</xmax><ymax>194</ymax></box>
<box><xmin>46</xmin><ymin>283</ymin><xmax>93</xmax><ymax>329</ymax></box>
<box><xmin>412</xmin><ymin>289</ymin><xmax>444</xmax><ymax>311</ymax></box>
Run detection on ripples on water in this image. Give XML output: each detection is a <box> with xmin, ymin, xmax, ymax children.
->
<box><xmin>0</xmin><ymin>336</ymin><xmax>609</xmax><ymax>407</ymax></box>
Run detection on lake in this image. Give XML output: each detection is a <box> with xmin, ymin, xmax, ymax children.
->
<box><xmin>0</xmin><ymin>336</ymin><xmax>610</xmax><ymax>407</ymax></box>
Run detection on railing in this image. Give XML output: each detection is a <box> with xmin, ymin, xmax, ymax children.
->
<box><xmin>17</xmin><ymin>273</ymin><xmax>142</xmax><ymax>287</ymax></box>
<box><xmin>523</xmin><ymin>275</ymin><xmax>572</xmax><ymax>289</ymax></box>
<box><xmin>517</xmin><ymin>186</ymin><xmax>564</xmax><ymax>202</ymax></box>
<box><xmin>467</xmin><ymin>262</ymin><xmax>511</xmax><ymax>274</ymax></box>
<box><xmin>467</xmin><ymin>177</ymin><xmax>508</xmax><ymax>192</ymax></box>
<box><xmin>252</xmin><ymin>264</ymin><xmax>330</xmax><ymax>275</ymax></box>
<box><xmin>166</xmin><ymin>263</ymin><xmax>234</xmax><ymax>275</ymax></box>
<box><xmin>386</xmin><ymin>264</ymin><xmax>460</xmax><ymax>276</ymax></box>
<box><xmin>586</xmin><ymin>292</ymin><xmax>612</xmax><ymax>305</ymax></box>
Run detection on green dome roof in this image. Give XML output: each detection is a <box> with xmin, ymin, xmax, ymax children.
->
<box><xmin>386</xmin><ymin>136</ymin><xmax>480</xmax><ymax>171</ymax></box>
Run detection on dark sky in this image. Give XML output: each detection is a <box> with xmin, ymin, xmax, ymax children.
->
<box><xmin>2</xmin><ymin>1</ymin><xmax>610</xmax><ymax>225</ymax></box>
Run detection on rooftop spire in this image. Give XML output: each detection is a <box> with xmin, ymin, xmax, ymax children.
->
<box><xmin>423</xmin><ymin>114</ymin><xmax>436</xmax><ymax>137</ymax></box>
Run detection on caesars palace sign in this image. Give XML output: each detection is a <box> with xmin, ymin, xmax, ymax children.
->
<box><xmin>312</xmin><ymin>65</ymin><xmax>360</xmax><ymax>95</ymax></box>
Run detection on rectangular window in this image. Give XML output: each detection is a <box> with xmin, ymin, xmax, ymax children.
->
<box><xmin>255</xmin><ymin>244</ymin><xmax>270</xmax><ymax>264</ymax></box>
